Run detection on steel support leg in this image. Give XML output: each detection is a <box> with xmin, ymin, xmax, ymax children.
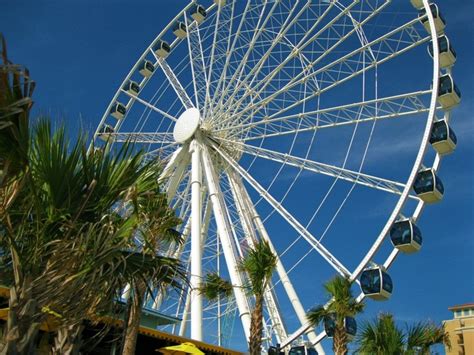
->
<box><xmin>190</xmin><ymin>139</ymin><xmax>203</xmax><ymax>341</ymax></box>
<box><xmin>201</xmin><ymin>144</ymin><xmax>252</xmax><ymax>341</ymax></box>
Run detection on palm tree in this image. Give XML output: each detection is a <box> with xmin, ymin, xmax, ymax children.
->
<box><xmin>306</xmin><ymin>275</ymin><xmax>365</xmax><ymax>355</ymax></box>
<box><xmin>239</xmin><ymin>239</ymin><xmax>277</xmax><ymax>355</ymax></box>
<box><xmin>0</xmin><ymin>120</ymin><xmax>185</xmax><ymax>354</ymax></box>
<box><xmin>355</xmin><ymin>313</ymin><xmax>450</xmax><ymax>355</ymax></box>
<box><xmin>0</xmin><ymin>35</ymin><xmax>186</xmax><ymax>354</ymax></box>
<box><xmin>355</xmin><ymin>313</ymin><xmax>404</xmax><ymax>355</ymax></box>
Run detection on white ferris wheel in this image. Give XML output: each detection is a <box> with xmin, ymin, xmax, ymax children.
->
<box><xmin>94</xmin><ymin>0</ymin><xmax>460</xmax><ymax>351</ymax></box>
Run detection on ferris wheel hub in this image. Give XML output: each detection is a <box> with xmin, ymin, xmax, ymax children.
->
<box><xmin>173</xmin><ymin>107</ymin><xmax>201</xmax><ymax>143</ymax></box>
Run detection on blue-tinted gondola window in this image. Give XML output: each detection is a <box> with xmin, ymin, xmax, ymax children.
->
<box><xmin>381</xmin><ymin>272</ymin><xmax>393</xmax><ymax>293</ymax></box>
<box><xmin>450</xmin><ymin>43</ymin><xmax>457</xmax><ymax>58</ymax></box>
<box><xmin>144</xmin><ymin>61</ymin><xmax>155</xmax><ymax>72</ymax></box>
<box><xmin>307</xmin><ymin>348</ymin><xmax>318</xmax><ymax>355</ymax></box>
<box><xmin>324</xmin><ymin>315</ymin><xmax>336</xmax><ymax>337</ymax></box>
<box><xmin>414</xmin><ymin>171</ymin><xmax>435</xmax><ymax>194</ymax></box>
<box><xmin>439</xmin><ymin>36</ymin><xmax>448</xmax><ymax>53</ymax></box>
<box><xmin>435</xmin><ymin>175</ymin><xmax>444</xmax><ymax>194</ymax></box>
<box><xmin>361</xmin><ymin>269</ymin><xmax>381</xmax><ymax>294</ymax></box>
<box><xmin>453</xmin><ymin>83</ymin><xmax>462</xmax><ymax>98</ymax></box>
<box><xmin>160</xmin><ymin>41</ymin><xmax>171</xmax><ymax>52</ymax></box>
<box><xmin>412</xmin><ymin>224</ymin><xmax>423</xmax><ymax>245</ymax></box>
<box><xmin>439</xmin><ymin>76</ymin><xmax>452</xmax><ymax>96</ymax></box>
<box><xmin>391</xmin><ymin>221</ymin><xmax>411</xmax><ymax>245</ymax></box>
<box><xmin>450</xmin><ymin>129</ymin><xmax>458</xmax><ymax>145</ymax></box>
<box><xmin>345</xmin><ymin>317</ymin><xmax>357</xmax><ymax>336</ymax></box>
<box><xmin>430</xmin><ymin>121</ymin><xmax>448</xmax><ymax>144</ymax></box>
<box><xmin>289</xmin><ymin>346</ymin><xmax>305</xmax><ymax>355</ymax></box>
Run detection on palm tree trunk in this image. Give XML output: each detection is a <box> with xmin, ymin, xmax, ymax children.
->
<box><xmin>249</xmin><ymin>293</ymin><xmax>264</xmax><ymax>355</ymax></box>
<box><xmin>51</xmin><ymin>323</ymin><xmax>84</xmax><ymax>355</ymax></box>
<box><xmin>333</xmin><ymin>326</ymin><xmax>348</xmax><ymax>355</ymax></box>
<box><xmin>121</xmin><ymin>279</ymin><xmax>147</xmax><ymax>355</ymax></box>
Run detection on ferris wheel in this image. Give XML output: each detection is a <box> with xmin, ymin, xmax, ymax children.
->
<box><xmin>94</xmin><ymin>0</ymin><xmax>460</xmax><ymax>351</ymax></box>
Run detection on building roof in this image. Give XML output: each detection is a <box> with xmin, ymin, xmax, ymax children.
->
<box><xmin>448</xmin><ymin>303</ymin><xmax>474</xmax><ymax>311</ymax></box>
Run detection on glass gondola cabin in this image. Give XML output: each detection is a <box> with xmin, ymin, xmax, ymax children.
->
<box><xmin>288</xmin><ymin>345</ymin><xmax>317</xmax><ymax>355</ymax></box>
<box><xmin>110</xmin><ymin>102</ymin><xmax>127</xmax><ymax>120</ymax></box>
<box><xmin>190</xmin><ymin>4</ymin><xmax>207</xmax><ymax>24</ymax></box>
<box><xmin>419</xmin><ymin>3</ymin><xmax>446</xmax><ymax>35</ymax></box>
<box><xmin>438</xmin><ymin>74</ymin><xmax>461</xmax><ymax>110</ymax></box>
<box><xmin>413</xmin><ymin>168</ymin><xmax>444</xmax><ymax>203</ymax></box>
<box><xmin>124</xmin><ymin>81</ymin><xmax>140</xmax><ymax>96</ymax></box>
<box><xmin>428</xmin><ymin>35</ymin><xmax>457</xmax><ymax>68</ymax></box>
<box><xmin>390</xmin><ymin>219</ymin><xmax>422</xmax><ymax>253</ymax></box>
<box><xmin>430</xmin><ymin>120</ymin><xmax>457</xmax><ymax>155</ymax></box>
<box><xmin>172</xmin><ymin>21</ymin><xmax>187</xmax><ymax>39</ymax></box>
<box><xmin>139</xmin><ymin>60</ymin><xmax>155</xmax><ymax>77</ymax></box>
<box><xmin>153</xmin><ymin>40</ymin><xmax>171</xmax><ymax>59</ymax></box>
<box><xmin>360</xmin><ymin>266</ymin><xmax>393</xmax><ymax>301</ymax></box>
<box><xmin>324</xmin><ymin>314</ymin><xmax>357</xmax><ymax>340</ymax></box>
<box><xmin>98</xmin><ymin>124</ymin><xmax>114</xmax><ymax>141</ymax></box>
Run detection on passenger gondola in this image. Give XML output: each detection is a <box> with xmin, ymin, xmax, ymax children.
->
<box><xmin>390</xmin><ymin>219</ymin><xmax>422</xmax><ymax>253</ymax></box>
<box><xmin>110</xmin><ymin>102</ymin><xmax>127</xmax><ymax>120</ymax></box>
<box><xmin>124</xmin><ymin>81</ymin><xmax>140</xmax><ymax>96</ymax></box>
<box><xmin>360</xmin><ymin>266</ymin><xmax>393</xmax><ymax>301</ymax></box>
<box><xmin>98</xmin><ymin>124</ymin><xmax>114</xmax><ymax>141</ymax></box>
<box><xmin>288</xmin><ymin>345</ymin><xmax>317</xmax><ymax>355</ymax></box>
<box><xmin>190</xmin><ymin>4</ymin><xmax>207</xmax><ymax>24</ymax></box>
<box><xmin>153</xmin><ymin>40</ymin><xmax>171</xmax><ymax>58</ymax></box>
<box><xmin>214</xmin><ymin>0</ymin><xmax>226</xmax><ymax>5</ymax></box>
<box><xmin>139</xmin><ymin>60</ymin><xmax>155</xmax><ymax>77</ymax></box>
<box><xmin>172</xmin><ymin>21</ymin><xmax>187</xmax><ymax>39</ymax></box>
<box><xmin>430</xmin><ymin>120</ymin><xmax>457</xmax><ymax>155</ymax></box>
<box><xmin>418</xmin><ymin>3</ymin><xmax>446</xmax><ymax>35</ymax></box>
<box><xmin>413</xmin><ymin>168</ymin><xmax>444</xmax><ymax>203</ymax></box>
<box><xmin>428</xmin><ymin>35</ymin><xmax>457</xmax><ymax>68</ymax></box>
<box><xmin>438</xmin><ymin>74</ymin><xmax>461</xmax><ymax>110</ymax></box>
<box><xmin>324</xmin><ymin>314</ymin><xmax>357</xmax><ymax>340</ymax></box>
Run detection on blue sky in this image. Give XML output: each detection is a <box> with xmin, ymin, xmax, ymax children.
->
<box><xmin>2</xmin><ymin>0</ymin><xmax>473</xmax><ymax>352</ymax></box>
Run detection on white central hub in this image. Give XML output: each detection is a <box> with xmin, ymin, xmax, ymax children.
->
<box><xmin>173</xmin><ymin>108</ymin><xmax>201</xmax><ymax>143</ymax></box>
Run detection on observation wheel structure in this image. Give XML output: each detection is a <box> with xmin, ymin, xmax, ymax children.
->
<box><xmin>94</xmin><ymin>0</ymin><xmax>460</xmax><ymax>351</ymax></box>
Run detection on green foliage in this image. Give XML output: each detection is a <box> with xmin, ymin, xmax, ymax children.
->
<box><xmin>199</xmin><ymin>272</ymin><xmax>234</xmax><ymax>301</ymax></box>
<box><xmin>355</xmin><ymin>313</ymin><xmax>449</xmax><ymax>355</ymax></box>
<box><xmin>239</xmin><ymin>239</ymin><xmax>277</xmax><ymax>296</ymax></box>
<box><xmin>306</xmin><ymin>275</ymin><xmax>364</xmax><ymax>355</ymax></box>
<box><xmin>0</xmin><ymin>36</ymin><xmax>185</xmax><ymax>353</ymax></box>
<box><xmin>307</xmin><ymin>275</ymin><xmax>364</xmax><ymax>326</ymax></box>
<box><xmin>356</xmin><ymin>313</ymin><xmax>404</xmax><ymax>355</ymax></box>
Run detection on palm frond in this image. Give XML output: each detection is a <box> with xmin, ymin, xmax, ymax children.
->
<box><xmin>238</xmin><ymin>239</ymin><xmax>277</xmax><ymax>296</ymax></box>
<box><xmin>199</xmin><ymin>272</ymin><xmax>233</xmax><ymax>301</ymax></box>
<box><xmin>306</xmin><ymin>305</ymin><xmax>329</xmax><ymax>327</ymax></box>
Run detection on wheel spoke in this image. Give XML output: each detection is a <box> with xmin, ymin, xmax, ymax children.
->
<box><xmin>219</xmin><ymin>0</ymin><xmax>391</xmax><ymax>127</ymax></box>
<box><xmin>108</xmin><ymin>132</ymin><xmax>175</xmax><ymax>144</ymax></box>
<box><xmin>156</xmin><ymin>58</ymin><xmax>194</xmax><ymax>110</ymax></box>
<box><xmin>222</xmin><ymin>140</ymin><xmax>419</xmax><ymax>199</ymax></box>
<box><xmin>212</xmin><ymin>140</ymin><xmax>351</xmax><ymax>278</ymax></box>
<box><xmin>227</xmin><ymin>17</ymin><xmax>429</xmax><ymax>126</ymax></box>
<box><xmin>221</xmin><ymin>91</ymin><xmax>432</xmax><ymax>141</ymax></box>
